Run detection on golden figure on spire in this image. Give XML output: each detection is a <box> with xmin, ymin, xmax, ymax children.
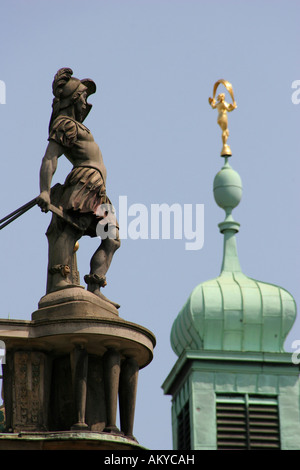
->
<box><xmin>209</xmin><ymin>79</ymin><xmax>237</xmax><ymax>156</ymax></box>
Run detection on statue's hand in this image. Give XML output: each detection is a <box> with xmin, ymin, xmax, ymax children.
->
<box><xmin>37</xmin><ymin>191</ymin><xmax>51</xmax><ymax>213</ymax></box>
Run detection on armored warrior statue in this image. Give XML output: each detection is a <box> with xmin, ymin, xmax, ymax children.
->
<box><xmin>36</xmin><ymin>68</ymin><xmax>120</xmax><ymax>308</ymax></box>
<box><xmin>0</xmin><ymin>68</ymin><xmax>156</xmax><ymax>444</ymax></box>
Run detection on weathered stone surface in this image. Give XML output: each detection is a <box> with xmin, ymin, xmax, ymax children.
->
<box><xmin>0</xmin><ymin>431</ymin><xmax>147</xmax><ymax>450</ymax></box>
<box><xmin>0</xmin><ymin>67</ymin><xmax>156</xmax><ymax>450</ymax></box>
<box><xmin>0</xmin><ymin>297</ymin><xmax>156</xmax><ymax>443</ymax></box>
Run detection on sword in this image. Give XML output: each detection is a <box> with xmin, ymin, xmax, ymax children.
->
<box><xmin>0</xmin><ymin>195</ymin><xmax>83</xmax><ymax>231</ymax></box>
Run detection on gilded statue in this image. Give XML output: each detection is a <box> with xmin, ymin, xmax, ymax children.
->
<box><xmin>209</xmin><ymin>79</ymin><xmax>237</xmax><ymax>156</ymax></box>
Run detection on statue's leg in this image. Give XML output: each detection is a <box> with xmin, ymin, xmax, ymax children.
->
<box><xmin>90</xmin><ymin>230</ymin><xmax>120</xmax><ymax>278</ymax></box>
<box><xmin>46</xmin><ymin>215</ymin><xmax>82</xmax><ymax>293</ymax></box>
<box><xmin>84</xmin><ymin>227</ymin><xmax>121</xmax><ymax>308</ymax></box>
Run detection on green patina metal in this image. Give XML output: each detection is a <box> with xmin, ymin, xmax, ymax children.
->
<box><xmin>164</xmin><ymin>350</ymin><xmax>300</xmax><ymax>450</ymax></box>
<box><xmin>164</xmin><ymin>155</ymin><xmax>300</xmax><ymax>450</ymax></box>
<box><xmin>170</xmin><ymin>158</ymin><xmax>296</xmax><ymax>355</ymax></box>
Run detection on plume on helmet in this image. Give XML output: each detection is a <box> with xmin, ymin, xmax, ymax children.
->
<box><xmin>52</xmin><ymin>68</ymin><xmax>73</xmax><ymax>99</ymax></box>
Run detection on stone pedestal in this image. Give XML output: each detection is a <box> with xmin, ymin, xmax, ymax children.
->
<box><xmin>0</xmin><ymin>288</ymin><xmax>156</xmax><ymax>450</ymax></box>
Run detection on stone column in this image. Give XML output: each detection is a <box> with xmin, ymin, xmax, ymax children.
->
<box><xmin>70</xmin><ymin>345</ymin><xmax>89</xmax><ymax>430</ymax></box>
<box><xmin>119</xmin><ymin>357</ymin><xmax>139</xmax><ymax>439</ymax></box>
<box><xmin>103</xmin><ymin>348</ymin><xmax>121</xmax><ymax>433</ymax></box>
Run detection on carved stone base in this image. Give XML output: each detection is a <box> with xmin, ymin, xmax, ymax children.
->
<box><xmin>0</xmin><ymin>289</ymin><xmax>156</xmax><ymax>444</ymax></box>
<box><xmin>0</xmin><ymin>431</ymin><xmax>147</xmax><ymax>450</ymax></box>
<box><xmin>35</xmin><ymin>286</ymin><xmax>119</xmax><ymax>320</ymax></box>
<box><xmin>3</xmin><ymin>350</ymin><xmax>51</xmax><ymax>433</ymax></box>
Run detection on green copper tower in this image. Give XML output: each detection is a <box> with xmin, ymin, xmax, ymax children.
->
<box><xmin>162</xmin><ymin>85</ymin><xmax>300</xmax><ymax>450</ymax></box>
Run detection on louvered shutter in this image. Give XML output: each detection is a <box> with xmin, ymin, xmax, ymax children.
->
<box><xmin>248</xmin><ymin>396</ymin><xmax>280</xmax><ymax>449</ymax></box>
<box><xmin>177</xmin><ymin>401</ymin><xmax>191</xmax><ymax>450</ymax></box>
<box><xmin>216</xmin><ymin>395</ymin><xmax>248</xmax><ymax>449</ymax></box>
<box><xmin>216</xmin><ymin>394</ymin><xmax>280</xmax><ymax>450</ymax></box>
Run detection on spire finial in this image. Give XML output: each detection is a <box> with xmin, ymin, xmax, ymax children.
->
<box><xmin>210</xmin><ymin>81</ymin><xmax>242</xmax><ymax>272</ymax></box>
<box><xmin>213</xmin><ymin>157</ymin><xmax>242</xmax><ymax>272</ymax></box>
<box><xmin>213</xmin><ymin>157</ymin><xmax>242</xmax><ymax>233</ymax></box>
<box><xmin>208</xmin><ymin>79</ymin><xmax>237</xmax><ymax>156</ymax></box>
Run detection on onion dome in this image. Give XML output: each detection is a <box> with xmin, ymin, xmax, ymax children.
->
<box><xmin>171</xmin><ymin>157</ymin><xmax>296</xmax><ymax>355</ymax></box>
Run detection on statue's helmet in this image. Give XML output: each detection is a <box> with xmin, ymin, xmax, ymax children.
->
<box><xmin>51</xmin><ymin>67</ymin><xmax>96</xmax><ymax>122</ymax></box>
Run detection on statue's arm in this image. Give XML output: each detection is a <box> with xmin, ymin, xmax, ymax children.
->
<box><xmin>208</xmin><ymin>97</ymin><xmax>217</xmax><ymax>108</ymax></box>
<box><xmin>227</xmin><ymin>102</ymin><xmax>237</xmax><ymax>112</ymax></box>
<box><xmin>37</xmin><ymin>140</ymin><xmax>64</xmax><ymax>212</ymax></box>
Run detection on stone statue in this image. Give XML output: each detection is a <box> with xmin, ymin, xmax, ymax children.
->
<box><xmin>36</xmin><ymin>68</ymin><xmax>120</xmax><ymax>308</ymax></box>
<box><xmin>0</xmin><ymin>68</ymin><xmax>156</xmax><ymax>445</ymax></box>
<box><xmin>209</xmin><ymin>79</ymin><xmax>237</xmax><ymax>156</ymax></box>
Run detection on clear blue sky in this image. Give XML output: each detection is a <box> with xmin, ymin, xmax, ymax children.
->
<box><xmin>0</xmin><ymin>0</ymin><xmax>299</xmax><ymax>450</ymax></box>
